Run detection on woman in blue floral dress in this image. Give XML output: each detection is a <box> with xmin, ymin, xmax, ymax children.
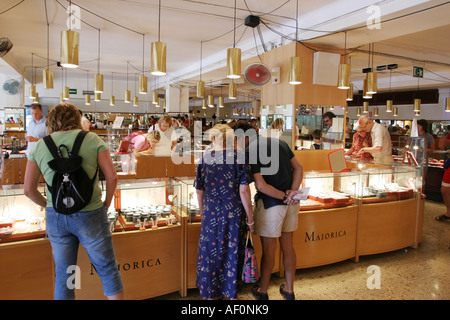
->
<box><xmin>194</xmin><ymin>124</ymin><xmax>254</xmax><ymax>299</ymax></box>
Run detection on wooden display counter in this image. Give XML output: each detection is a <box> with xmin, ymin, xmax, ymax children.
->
<box><xmin>0</xmin><ymin>238</ymin><xmax>54</xmax><ymax>300</ymax></box>
<box><xmin>293</xmin><ymin>205</ymin><xmax>358</xmax><ymax>269</ymax></box>
<box><xmin>356</xmin><ymin>197</ymin><xmax>424</xmax><ymax>257</ymax></box>
<box><xmin>136</xmin><ymin>155</ymin><xmax>196</xmax><ymax>178</ymax></box>
<box><xmin>76</xmin><ymin>226</ymin><xmax>183</xmax><ymax>300</ymax></box>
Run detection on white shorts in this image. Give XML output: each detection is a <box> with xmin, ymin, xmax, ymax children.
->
<box><xmin>253</xmin><ymin>199</ymin><xmax>299</xmax><ymax>238</ymax></box>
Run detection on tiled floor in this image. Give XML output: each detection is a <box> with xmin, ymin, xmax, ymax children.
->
<box><xmin>155</xmin><ymin>200</ymin><xmax>450</xmax><ymax>300</ymax></box>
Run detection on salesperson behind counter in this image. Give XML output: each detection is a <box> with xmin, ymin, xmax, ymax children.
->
<box><xmin>356</xmin><ymin>114</ymin><xmax>393</xmax><ymax>165</ymax></box>
<box><xmin>148</xmin><ymin>115</ymin><xmax>177</xmax><ymax>155</ymax></box>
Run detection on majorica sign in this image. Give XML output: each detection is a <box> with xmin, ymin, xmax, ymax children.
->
<box><xmin>305</xmin><ymin>230</ymin><xmax>347</xmax><ymax>242</ymax></box>
<box><xmin>89</xmin><ymin>258</ymin><xmax>162</xmax><ymax>275</ymax></box>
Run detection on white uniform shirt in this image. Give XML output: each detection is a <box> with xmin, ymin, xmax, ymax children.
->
<box><xmin>370</xmin><ymin>122</ymin><xmax>393</xmax><ymax>165</ymax></box>
<box><xmin>26</xmin><ymin>117</ymin><xmax>47</xmax><ymax>157</ymax></box>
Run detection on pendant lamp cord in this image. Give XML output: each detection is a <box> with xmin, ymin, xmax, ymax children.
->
<box><xmin>158</xmin><ymin>0</ymin><xmax>161</xmax><ymax>42</ymax></box>
<box><xmin>233</xmin><ymin>0</ymin><xmax>236</xmax><ymax>48</ymax></box>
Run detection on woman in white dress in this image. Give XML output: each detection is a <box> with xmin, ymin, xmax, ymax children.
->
<box><xmin>150</xmin><ymin>115</ymin><xmax>176</xmax><ymax>155</ymax></box>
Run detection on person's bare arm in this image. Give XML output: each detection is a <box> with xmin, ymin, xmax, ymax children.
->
<box><xmin>239</xmin><ymin>184</ymin><xmax>254</xmax><ymax>233</ymax></box>
<box><xmin>98</xmin><ymin>150</ymin><xmax>118</xmax><ymax>209</ymax></box>
<box><xmin>24</xmin><ymin>160</ymin><xmax>47</xmax><ymax>208</ymax></box>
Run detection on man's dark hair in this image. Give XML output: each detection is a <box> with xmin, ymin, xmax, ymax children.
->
<box><xmin>30</xmin><ymin>103</ymin><xmax>42</xmax><ymax>110</ymax></box>
<box><xmin>322</xmin><ymin>111</ymin><xmax>335</xmax><ymax>119</ymax></box>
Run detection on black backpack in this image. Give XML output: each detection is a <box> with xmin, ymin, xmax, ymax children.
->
<box><xmin>43</xmin><ymin>131</ymin><xmax>98</xmax><ymax>214</ymax></box>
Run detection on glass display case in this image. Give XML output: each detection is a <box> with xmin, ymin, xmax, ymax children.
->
<box><xmin>0</xmin><ymin>184</ymin><xmax>47</xmax><ymax>243</ymax></box>
<box><xmin>111</xmin><ymin>178</ymin><xmax>182</xmax><ymax>231</ymax></box>
<box><xmin>395</xmin><ymin>136</ymin><xmax>426</xmax><ymax>167</ymax></box>
<box><xmin>106</xmin><ymin>128</ymin><xmax>134</xmax><ymax>174</ymax></box>
<box><xmin>301</xmin><ymin>170</ymin><xmax>361</xmax><ymax>210</ymax></box>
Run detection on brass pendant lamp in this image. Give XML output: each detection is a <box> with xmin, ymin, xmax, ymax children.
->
<box><xmin>197</xmin><ymin>42</ymin><xmax>205</xmax><ymax>98</ymax></box>
<box><xmin>151</xmin><ymin>0</ymin><xmax>166</xmax><ymax>76</ymax></box>
<box><xmin>29</xmin><ymin>57</ymin><xmax>36</xmax><ymax>99</ymax></box>
<box><xmin>386</xmin><ymin>70</ymin><xmax>393</xmax><ymax>112</ymax></box>
<box><xmin>110</xmin><ymin>72</ymin><xmax>115</xmax><ymax>106</ymax></box>
<box><xmin>85</xmin><ymin>71</ymin><xmax>91</xmax><ymax>105</ymax></box>
<box><xmin>338</xmin><ymin>32</ymin><xmax>350</xmax><ymax>89</ymax></box>
<box><xmin>289</xmin><ymin>0</ymin><xmax>302</xmax><ymax>85</ymax></box>
<box><xmin>374</xmin><ymin>107</ymin><xmax>379</xmax><ymax>116</ymax></box>
<box><xmin>226</xmin><ymin>0</ymin><xmax>241</xmax><ymax>79</ymax></box>
<box><xmin>43</xmin><ymin>8</ymin><xmax>53</xmax><ymax>89</ymax></box>
<box><xmin>346</xmin><ymin>83</ymin><xmax>354</xmax><ymax>101</ymax></box>
<box><xmin>229</xmin><ymin>82</ymin><xmax>237</xmax><ymax>99</ymax></box>
<box><xmin>125</xmin><ymin>61</ymin><xmax>131</xmax><ymax>103</ymax></box>
<box><xmin>366</xmin><ymin>43</ymin><xmax>377</xmax><ymax>94</ymax></box>
<box><xmin>363</xmin><ymin>101</ymin><xmax>369</xmax><ymax>113</ymax></box>
<box><xmin>139</xmin><ymin>34</ymin><xmax>148</xmax><ymax>94</ymax></box>
<box><xmin>446</xmin><ymin>97</ymin><xmax>450</xmax><ymax>112</ymax></box>
<box><xmin>60</xmin><ymin>0</ymin><xmax>79</xmax><ymax>68</ymax></box>
<box><xmin>94</xmin><ymin>30</ymin><xmax>103</xmax><ymax>93</ymax></box>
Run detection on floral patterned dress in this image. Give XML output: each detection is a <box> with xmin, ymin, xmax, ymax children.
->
<box><xmin>194</xmin><ymin>149</ymin><xmax>252</xmax><ymax>299</ymax></box>
<box><xmin>352</xmin><ymin>133</ymin><xmax>373</xmax><ymax>161</ymax></box>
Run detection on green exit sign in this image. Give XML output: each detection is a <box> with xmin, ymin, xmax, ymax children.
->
<box><xmin>413</xmin><ymin>66</ymin><xmax>423</xmax><ymax>78</ymax></box>
<box><xmin>69</xmin><ymin>88</ymin><xmax>77</xmax><ymax>94</ymax></box>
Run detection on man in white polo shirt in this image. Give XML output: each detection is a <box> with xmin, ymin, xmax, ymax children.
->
<box><xmin>357</xmin><ymin>114</ymin><xmax>393</xmax><ymax>165</ymax></box>
<box><xmin>26</xmin><ymin>103</ymin><xmax>47</xmax><ymax>158</ymax></box>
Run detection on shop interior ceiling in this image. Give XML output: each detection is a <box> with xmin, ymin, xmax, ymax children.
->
<box><xmin>0</xmin><ymin>0</ymin><xmax>449</xmax><ymax>103</ymax></box>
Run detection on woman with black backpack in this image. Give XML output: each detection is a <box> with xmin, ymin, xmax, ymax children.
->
<box><xmin>24</xmin><ymin>103</ymin><xmax>124</xmax><ymax>300</ymax></box>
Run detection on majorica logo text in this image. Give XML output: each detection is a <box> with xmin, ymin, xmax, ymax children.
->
<box><xmin>90</xmin><ymin>258</ymin><xmax>162</xmax><ymax>275</ymax></box>
<box><xmin>305</xmin><ymin>230</ymin><xmax>347</xmax><ymax>242</ymax></box>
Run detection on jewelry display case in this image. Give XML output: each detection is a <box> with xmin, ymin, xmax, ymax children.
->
<box><xmin>0</xmin><ymin>184</ymin><xmax>47</xmax><ymax>243</ymax></box>
<box><xmin>105</xmin><ymin>128</ymin><xmax>134</xmax><ymax>174</ymax></box>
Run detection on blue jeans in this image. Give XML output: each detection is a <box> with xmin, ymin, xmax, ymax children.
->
<box><xmin>46</xmin><ymin>206</ymin><xmax>123</xmax><ymax>300</ymax></box>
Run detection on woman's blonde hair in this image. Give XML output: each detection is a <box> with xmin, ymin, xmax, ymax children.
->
<box><xmin>158</xmin><ymin>115</ymin><xmax>173</xmax><ymax>127</ymax></box>
<box><xmin>271</xmin><ymin>118</ymin><xmax>284</xmax><ymax>130</ymax></box>
<box><xmin>46</xmin><ymin>103</ymin><xmax>82</xmax><ymax>134</ymax></box>
<box><xmin>209</xmin><ymin>124</ymin><xmax>234</xmax><ymax>148</ymax></box>
<box><xmin>147</xmin><ymin>130</ymin><xmax>161</xmax><ymax>142</ymax></box>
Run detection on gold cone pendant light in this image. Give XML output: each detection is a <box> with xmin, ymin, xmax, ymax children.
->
<box><xmin>229</xmin><ymin>82</ymin><xmax>237</xmax><ymax>99</ymax></box>
<box><xmin>43</xmin><ymin>69</ymin><xmax>54</xmax><ymax>89</ymax></box>
<box><xmin>152</xmin><ymin>91</ymin><xmax>159</xmax><ymax>104</ymax></box>
<box><xmin>366</xmin><ymin>72</ymin><xmax>377</xmax><ymax>94</ymax></box>
<box><xmin>151</xmin><ymin>0</ymin><xmax>166</xmax><ymax>76</ymax></box>
<box><xmin>338</xmin><ymin>64</ymin><xmax>351</xmax><ymax>89</ymax></box>
<box><xmin>386</xmin><ymin>100</ymin><xmax>393</xmax><ymax>112</ymax></box>
<box><xmin>110</xmin><ymin>95</ymin><xmax>115</xmax><ymax>106</ymax></box>
<box><xmin>393</xmin><ymin>107</ymin><xmax>398</xmax><ymax>116</ymax></box>
<box><xmin>95</xmin><ymin>74</ymin><xmax>103</xmax><ymax>93</ymax></box>
<box><xmin>374</xmin><ymin>107</ymin><xmax>379</xmax><ymax>116</ymax></box>
<box><xmin>139</xmin><ymin>76</ymin><xmax>148</xmax><ymax>94</ymax></box>
<box><xmin>61</xmin><ymin>30</ymin><xmax>79</xmax><ymax>68</ymax></box>
<box><xmin>196</xmin><ymin>80</ymin><xmax>205</xmax><ymax>98</ymax></box>
<box><xmin>95</xmin><ymin>92</ymin><xmax>101</xmax><ymax>101</ymax></box>
<box><xmin>202</xmin><ymin>99</ymin><xmax>207</xmax><ymax>109</ymax></box>
<box><xmin>414</xmin><ymin>99</ymin><xmax>421</xmax><ymax>112</ymax></box>
<box><xmin>208</xmin><ymin>95</ymin><xmax>214</xmax><ymax>107</ymax></box>
<box><xmin>357</xmin><ymin>107</ymin><xmax>361</xmax><ymax>116</ymax></box>
<box><xmin>29</xmin><ymin>85</ymin><xmax>36</xmax><ymax>99</ymax></box>
<box><xmin>363</xmin><ymin>101</ymin><xmax>369</xmax><ymax>113</ymax></box>
<box><xmin>346</xmin><ymin>84</ymin><xmax>354</xmax><ymax>101</ymax></box>
<box><xmin>363</xmin><ymin>79</ymin><xmax>372</xmax><ymax>99</ymax></box>
<box><xmin>125</xmin><ymin>90</ymin><xmax>131</xmax><ymax>103</ymax></box>
<box><xmin>133</xmin><ymin>96</ymin><xmax>139</xmax><ymax>106</ymax></box>
<box><xmin>227</xmin><ymin>48</ymin><xmax>241</xmax><ymax>79</ymax></box>
<box><xmin>446</xmin><ymin>98</ymin><xmax>450</xmax><ymax>112</ymax></box>
<box><xmin>219</xmin><ymin>96</ymin><xmax>224</xmax><ymax>108</ymax></box>
<box><xmin>151</xmin><ymin>42</ymin><xmax>166</xmax><ymax>76</ymax></box>
<box><xmin>289</xmin><ymin>56</ymin><xmax>302</xmax><ymax>85</ymax></box>
<box><xmin>226</xmin><ymin>0</ymin><xmax>241</xmax><ymax>79</ymax></box>
<box><xmin>85</xmin><ymin>94</ymin><xmax>91</xmax><ymax>105</ymax></box>
<box><xmin>63</xmin><ymin>86</ymin><xmax>70</xmax><ymax>100</ymax></box>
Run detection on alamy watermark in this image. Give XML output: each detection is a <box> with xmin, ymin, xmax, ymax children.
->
<box><xmin>366</xmin><ymin>5</ymin><xmax>381</xmax><ymax>30</ymax></box>
<box><xmin>366</xmin><ymin>265</ymin><xmax>381</xmax><ymax>290</ymax></box>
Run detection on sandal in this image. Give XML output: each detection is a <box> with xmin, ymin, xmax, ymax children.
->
<box><xmin>435</xmin><ymin>214</ymin><xmax>450</xmax><ymax>222</ymax></box>
<box><xmin>251</xmin><ymin>285</ymin><xmax>269</xmax><ymax>300</ymax></box>
<box><xmin>280</xmin><ymin>284</ymin><xmax>295</xmax><ymax>300</ymax></box>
